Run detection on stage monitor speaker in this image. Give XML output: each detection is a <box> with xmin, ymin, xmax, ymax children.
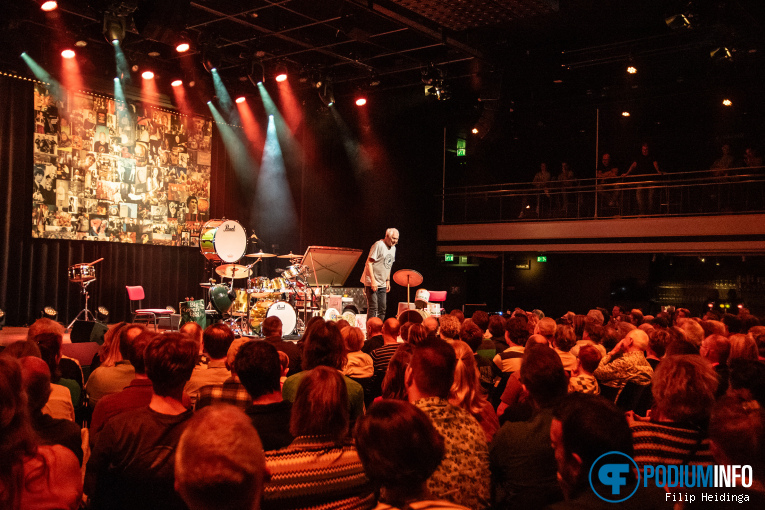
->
<box><xmin>70</xmin><ymin>320</ymin><xmax>108</xmax><ymax>344</ymax></box>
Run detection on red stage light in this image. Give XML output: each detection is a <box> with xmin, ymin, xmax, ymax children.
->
<box><xmin>275</xmin><ymin>73</ymin><xmax>288</xmax><ymax>82</ymax></box>
<box><xmin>355</xmin><ymin>97</ymin><xmax>367</xmax><ymax>106</ymax></box>
<box><xmin>61</xmin><ymin>49</ymin><xmax>76</xmax><ymax>59</ymax></box>
<box><xmin>235</xmin><ymin>96</ymin><xmax>246</xmax><ymax>104</ymax></box>
<box><xmin>176</xmin><ymin>42</ymin><xmax>190</xmax><ymax>53</ymax></box>
<box><xmin>41</xmin><ymin>1</ymin><xmax>58</xmax><ymax>11</ymax></box>
<box><xmin>171</xmin><ymin>79</ymin><xmax>183</xmax><ymax>87</ymax></box>
<box><xmin>141</xmin><ymin>70</ymin><xmax>155</xmax><ymax>80</ymax></box>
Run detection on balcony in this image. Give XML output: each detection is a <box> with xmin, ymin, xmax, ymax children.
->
<box><xmin>437</xmin><ymin>166</ymin><xmax>765</xmax><ymax>255</ymax></box>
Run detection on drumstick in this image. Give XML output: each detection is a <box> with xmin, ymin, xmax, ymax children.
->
<box><xmin>87</xmin><ymin>258</ymin><xmax>105</xmax><ymax>266</ymax></box>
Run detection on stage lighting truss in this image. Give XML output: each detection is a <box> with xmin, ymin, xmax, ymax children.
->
<box><xmin>247</xmin><ymin>60</ymin><xmax>265</xmax><ymax>86</ymax></box>
<box><xmin>318</xmin><ymin>78</ymin><xmax>335</xmax><ymax>107</ymax></box>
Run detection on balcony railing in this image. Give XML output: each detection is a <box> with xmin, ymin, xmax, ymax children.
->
<box><xmin>440</xmin><ymin>166</ymin><xmax>765</xmax><ymax>224</ymax></box>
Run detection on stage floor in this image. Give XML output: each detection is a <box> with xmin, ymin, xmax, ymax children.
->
<box><xmin>0</xmin><ymin>326</ymin><xmax>72</xmax><ymax>347</ymax></box>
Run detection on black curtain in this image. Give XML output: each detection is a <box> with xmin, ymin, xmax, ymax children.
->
<box><xmin>0</xmin><ymin>75</ymin><xmax>245</xmax><ymax>326</ymax></box>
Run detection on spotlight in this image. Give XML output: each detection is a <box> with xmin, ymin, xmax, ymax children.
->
<box><xmin>74</xmin><ymin>39</ymin><xmax>88</xmax><ymax>48</ymax></box>
<box><xmin>318</xmin><ymin>78</ymin><xmax>335</xmax><ymax>107</ymax></box>
<box><xmin>247</xmin><ymin>60</ymin><xmax>265</xmax><ymax>86</ymax></box>
<box><xmin>621</xmin><ymin>111</ymin><xmax>630</xmax><ymax>117</ymax></box>
<box><xmin>141</xmin><ymin>70</ymin><xmax>154</xmax><ymax>79</ymax></box>
<box><xmin>171</xmin><ymin>79</ymin><xmax>183</xmax><ymax>87</ymax></box>
<box><xmin>103</xmin><ymin>14</ymin><xmax>127</xmax><ymax>44</ymax></box>
<box><xmin>472</xmin><ymin>128</ymin><xmax>479</xmax><ymax>134</ymax></box>
<box><xmin>175</xmin><ymin>33</ymin><xmax>191</xmax><ymax>53</ymax></box>
<box><xmin>275</xmin><ymin>63</ymin><xmax>288</xmax><ymax>82</ymax></box>
<box><xmin>627</xmin><ymin>65</ymin><xmax>637</xmax><ymax>74</ymax></box>
<box><xmin>97</xmin><ymin>306</ymin><xmax>109</xmax><ymax>321</ymax></box>
<box><xmin>355</xmin><ymin>96</ymin><xmax>367</xmax><ymax>106</ymax></box>
<box><xmin>61</xmin><ymin>49</ymin><xmax>76</xmax><ymax>59</ymax></box>
<box><xmin>722</xmin><ymin>98</ymin><xmax>732</xmax><ymax>106</ymax></box>
<box><xmin>41</xmin><ymin>306</ymin><xmax>57</xmax><ymax>320</ymax></box>
<box><xmin>235</xmin><ymin>96</ymin><xmax>246</xmax><ymax>104</ymax></box>
<box><xmin>40</xmin><ymin>1</ymin><xmax>58</xmax><ymax>12</ymax></box>
<box><xmin>201</xmin><ymin>42</ymin><xmax>222</xmax><ymax>74</ymax></box>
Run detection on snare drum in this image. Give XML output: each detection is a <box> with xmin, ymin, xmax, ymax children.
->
<box><xmin>199</xmin><ymin>219</ymin><xmax>247</xmax><ymax>263</ymax></box>
<box><xmin>247</xmin><ymin>276</ymin><xmax>270</xmax><ymax>293</ymax></box>
<box><xmin>68</xmin><ymin>264</ymin><xmax>95</xmax><ymax>283</ymax></box>
<box><xmin>266</xmin><ymin>301</ymin><xmax>297</xmax><ymax>337</ymax></box>
<box><xmin>282</xmin><ymin>264</ymin><xmax>306</xmax><ymax>280</ymax></box>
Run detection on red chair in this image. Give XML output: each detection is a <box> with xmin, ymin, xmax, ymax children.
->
<box><xmin>126</xmin><ymin>286</ymin><xmax>172</xmax><ymax>331</ymax></box>
<box><xmin>428</xmin><ymin>291</ymin><xmax>447</xmax><ymax>317</ymax></box>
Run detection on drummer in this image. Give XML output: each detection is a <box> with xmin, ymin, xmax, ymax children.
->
<box><xmin>360</xmin><ymin>228</ymin><xmax>398</xmax><ymax>319</ymax></box>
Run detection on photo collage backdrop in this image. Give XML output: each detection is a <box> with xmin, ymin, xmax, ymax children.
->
<box><xmin>32</xmin><ymin>83</ymin><xmax>212</xmax><ymax>246</ymax></box>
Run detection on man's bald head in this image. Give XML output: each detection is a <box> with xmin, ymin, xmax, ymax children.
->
<box><xmin>366</xmin><ymin>317</ymin><xmax>383</xmax><ymax>337</ymax></box>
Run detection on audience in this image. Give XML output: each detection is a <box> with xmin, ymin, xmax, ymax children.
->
<box><xmin>371</xmin><ymin>318</ymin><xmax>402</xmax><ymax>397</ymax></box>
<box><xmin>342</xmin><ymin>326</ymin><xmax>374</xmax><ymax>378</ymax></box>
<box><xmin>490</xmin><ymin>343</ymin><xmax>567</xmax><ymax>509</ymax></box>
<box><xmin>262</xmin><ymin>315</ymin><xmax>302</xmax><ymax>376</ymax></box>
<box><xmin>593</xmin><ymin>328</ymin><xmax>653</xmax><ymax>397</ymax></box>
<box><xmin>0</xmin><ymin>357</ymin><xmax>82</xmax><ymax>510</ymax></box>
<box><xmin>568</xmin><ymin>344</ymin><xmax>601</xmax><ymax>394</ymax></box>
<box><xmin>263</xmin><ymin>366</ymin><xmax>374</xmax><ymax>510</ymax></box>
<box><xmin>175</xmin><ymin>405</ymin><xmax>267</xmax><ymax>510</ymax></box>
<box><xmin>362</xmin><ymin>316</ymin><xmax>384</xmax><ymax>354</ymax></box>
<box><xmin>450</xmin><ymin>340</ymin><xmax>499</xmax><ymax>442</ymax></box>
<box><xmin>33</xmin><ymin>331</ymin><xmax>82</xmax><ymax>409</ymax></box>
<box><xmin>185</xmin><ymin>323</ymin><xmax>235</xmax><ymax>405</ymax></box>
<box><xmin>406</xmin><ymin>340</ymin><xmax>491</xmax><ymax>509</ymax></box>
<box><xmin>85</xmin><ymin>332</ymin><xmax>197</xmax><ymax>510</ymax></box>
<box><xmin>235</xmin><ymin>340</ymin><xmax>293</xmax><ymax>451</ymax></box>
<box><xmin>86</xmin><ymin>323</ymin><xmax>145</xmax><ymax>406</ymax></box>
<box><xmin>628</xmin><ymin>354</ymin><xmax>717</xmax><ymax>466</ymax></box>
<box><xmin>355</xmin><ymin>400</ymin><xmax>470</xmax><ymax>510</ymax></box>
<box><xmin>194</xmin><ymin>336</ymin><xmax>253</xmax><ymax>411</ymax></box>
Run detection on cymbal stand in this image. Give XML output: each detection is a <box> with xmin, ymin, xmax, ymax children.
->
<box><xmin>67</xmin><ymin>279</ymin><xmax>96</xmax><ymax>329</ymax></box>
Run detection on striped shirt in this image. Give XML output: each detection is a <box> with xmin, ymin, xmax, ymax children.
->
<box><xmin>371</xmin><ymin>343</ymin><xmax>401</xmax><ymax>380</ymax></box>
<box><xmin>630</xmin><ymin>421</ymin><xmax>713</xmax><ymax>467</ymax></box>
<box><xmin>263</xmin><ymin>436</ymin><xmax>375</xmax><ymax>510</ymax></box>
<box><xmin>492</xmin><ymin>346</ymin><xmax>525</xmax><ymax>374</ymax></box>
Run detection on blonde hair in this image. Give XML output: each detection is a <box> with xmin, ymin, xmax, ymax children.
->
<box><xmin>448</xmin><ymin>340</ymin><xmax>487</xmax><ymax>417</ymax></box>
<box><xmin>342</xmin><ymin>327</ymin><xmax>365</xmax><ymax>352</ymax></box>
<box><xmin>98</xmin><ymin>321</ymin><xmax>128</xmax><ymax>367</ymax></box>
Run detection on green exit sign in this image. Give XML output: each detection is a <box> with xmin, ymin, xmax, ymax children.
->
<box><xmin>456</xmin><ymin>148</ymin><xmax>466</xmax><ymax>157</ymax></box>
<box><xmin>445</xmin><ymin>253</ymin><xmax>454</xmax><ymax>262</ymax></box>
<box><xmin>537</xmin><ymin>256</ymin><xmax>547</xmax><ymax>262</ymax></box>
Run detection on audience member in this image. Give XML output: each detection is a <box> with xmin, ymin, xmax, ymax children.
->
<box><xmin>282</xmin><ymin>319</ymin><xmax>365</xmax><ymax>423</ymax></box>
<box><xmin>371</xmin><ymin>318</ymin><xmax>402</xmax><ymax>397</ymax></box>
<box><xmin>342</xmin><ymin>326</ymin><xmax>374</xmax><ymax>379</ymax></box>
<box><xmin>450</xmin><ymin>341</ymin><xmax>499</xmax><ymax>442</ymax></box>
<box><xmin>553</xmin><ymin>325</ymin><xmax>577</xmax><ymax>372</ymax></box>
<box><xmin>355</xmin><ymin>400</ymin><xmax>470</xmax><ymax>510</ymax></box>
<box><xmin>0</xmin><ymin>357</ymin><xmax>82</xmax><ymax>510</ymax></box>
<box><xmin>85</xmin><ymin>332</ymin><xmax>197</xmax><ymax>510</ymax></box>
<box><xmin>89</xmin><ymin>330</ymin><xmax>156</xmax><ymax>443</ymax></box>
<box><xmin>459</xmin><ymin>319</ymin><xmax>494</xmax><ymax>391</ymax></box>
<box><xmin>262</xmin><ymin>315</ymin><xmax>302</xmax><ymax>375</ymax></box>
<box><xmin>263</xmin><ymin>366</ymin><xmax>374</xmax><ymax>510</ymax></box>
<box><xmin>86</xmin><ymin>324</ymin><xmax>143</xmax><ymax>406</ymax></box>
<box><xmin>449</xmin><ymin>309</ymin><xmax>465</xmax><ymax>323</ymax></box>
<box><xmin>180</xmin><ymin>321</ymin><xmax>203</xmax><ymax>355</ymax></box>
<box><xmin>628</xmin><ymin>355</ymin><xmax>717</xmax><ymax>467</ymax></box>
<box><xmin>646</xmin><ymin>328</ymin><xmax>671</xmax><ymax>370</ymax></box>
<box><xmin>534</xmin><ymin>317</ymin><xmax>557</xmax><ymax>346</ymax></box>
<box><xmin>27</xmin><ymin>318</ymin><xmax>83</xmax><ymax>388</ymax></box>
<box><xmin>568</xmin><ymin>344</ymin><xmax>601</xmax><ymax>395</ymax></box>
<box><xmin>195</xmin><ymin>336</ymin><xmax>253</xmax><ymax>412</ymax></box>
<box><xmin>34</xmin><ymin>332</ymin><xmax>82</xmax><ymax>408</ymax></box>
<box><xmin>438</xmin><ymin>315</ymin><xmax>460</xmax><ymax>341</ymax></box>
<box><xmin>234</xmin><ymin>340</ymin><xmax>293</xmax><ymax>451</ymax></box>
<box><xmin>492</xmin><ymin>316</ymin><xmax>527</xmax><ymax>375</ymax></box>
<box><xmin>19</xmin><ymin>356</ymin><xmax>83</xmax><ymax>464</ymax></box>
<box><xmin>548</xmin><ymin>393</ymin><xmax>668</xmax><ymax>509</ymax></box>
<box><xmin>727</xmin><ymin>358</ymin><xmax>765</xmax><ymax>405</ymax></box>
<box><xmin>381</xmin><ymin>347</ymin><xmax>413</xmax><ymax>401</ymax></box>
<box><xmin>593</xmin><ymin>329</ymin><xmax>653</xmax><ymax>395</ymax></box>
<box><xmin>175</xmin><ymin>405</ymin><xmax>268</xmax><ymax>510</ymax></box>
<box><xmin>406</xmin><ymin>340</ymin><xmax>490</xmax><ymax>509</ymax></box>
<box><xmin>362</xmin><ymin>317</ymin><xmax>384</xmax><ymax>354</ymax></box>
<box><xmin>422</xmin><ymin>316</ymin><xmax>440</xmax><ymax>335</ymax></box>
<box><xmin>729</xmin><ymin>333</ymin><xmax>759</xmax><ymax>363</ymax></box>
<box><xmin>185</xmin><ymin>323</ymin><xmax>235</xmax><ymax>405</ymax></box>
<box><xmin>700</xmin><ymin>333</ymin><xmax>731</xmax><ymax>397</ymax></box>
<box><xmin>487</xmin><ymin>314</ymin><xmax>508</xmax><ymax>353</ymax></box>
<box><xmin>490</xmin><ymin>344</ymin><xmax>567</xmax><ymax>509</ymax></box>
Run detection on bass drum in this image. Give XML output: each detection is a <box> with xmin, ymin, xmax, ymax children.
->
<box><xmin>199</xmin><ymin>219</ymin><xmax>247</xmax><ymax>263</ymax></box>
<box><xmin>266</xmin><ymin>301</ymin><xmax>297</xmax><ymax>337</ymax></box>
<box><xmin>209</xmin><ymin>284</ymin><xmax>234</xmax><ymax>314</ymax></box>
<box><xmin>397</xmin><ymin>308</ymin><xmax>431</xmax><ymax>324</ymax></box>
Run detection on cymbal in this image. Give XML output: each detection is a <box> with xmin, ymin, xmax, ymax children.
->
<box><xmin>277</xmin><ymin>252</ymin><xmax>301</xmax><ymax>259</ymax></box>
<box><xmin>215</xmin><ymin>264</ymin><xmax>252</xmax><ymax>279</ymax></box>
<box><xmin>244</xmin><ymin>251</ymin><xmax>276</xmax><ymax>258</ymax></box>
<box><xmin>199</xmin><ymin>282</ymin><xmax>213</xmax><ymax>288</ymax></box>
<box><xmin>393</xmin><ymin>269</ymin><xmax>423</xmax><ymax>288</ymax></box>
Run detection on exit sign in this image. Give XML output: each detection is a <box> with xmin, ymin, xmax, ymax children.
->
<box><xmin>445</xmin><ymin>253</ymin><xmax>454</xmax><ymax>262</ymax></box>
<box><xmin>537</xmin><ymin>256</ymin><xmax>547</xmax><ymax>262</ymax></box>
<box><xmin>459</xmin><ymin>256</ymin><xmax>468</xmax><ymax>264</ymax></box>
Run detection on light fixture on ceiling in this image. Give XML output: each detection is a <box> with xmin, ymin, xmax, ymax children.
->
<box><xmin>171</xmin><ymin>79</ymin><xmax>183</xmax><ymax>87</ymax></box>
<box><xmin>318</xmin><ymin>78</ymin><xmax>335</xmax><ymax>107</ymax></box>
<box><xmin>665</xmin><ymin>13</ymin><xmax>692</xmax><ymax>30</ymax></box>
<box><xmin>722</xmin><ymin>98</ymin><xmax>732</xmax><ymax>106</ymax></box>
<box><xmin>235</xmin><ymin>96</ymin><xmax>246</xmax><ymax>104</ymax></box>
<box><xmin>247</xmin><ymin>60</ymin><xmax>265</xmax><ymax>86</ymax></box>
<box><xmin>355</xmin><ymin>96</ymin><xmax>367</xmax><ymax>106</ymax></box>
<box><xmin>621</xmin><ymin>111</ymin><xmax>630</xmax><ymax>117</ymax></box>
<box><xmin>710</xmin><ymin>47</ymin><xmax>733</xmax><ymax>62</ymax></box>
<box><xmin>61</xmin><ymin>49</ymin><xmax>76</xmax><ymax>59</ymax></box>
<box><xmin>175</xmin><ymin>33</ymin><xmax>191</xmax><ymax>53</ymax></box>
<box><xmin>626</xmin><ymin>65</ymin><xmax>637</xmax><ymax>74</ymax></box>
<box><xmin>103</xmin><ymin>13</ymin><xmax>127</xmax><ymax>44</ymax></box>
<box><xmin>40</xmin><ymin>1</ymin><xmax>58</xmax><ymax>12</ymax></box>
<box><xmin>275</xmin><ymin>63</ymin><xmax>288</xmax><ymax>82</ymax></box>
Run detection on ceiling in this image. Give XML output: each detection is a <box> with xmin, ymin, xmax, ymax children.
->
<box><xmin>1</xmin><ymin>1</ymin><xmax>764</xmax><ymax>109</ymax></box>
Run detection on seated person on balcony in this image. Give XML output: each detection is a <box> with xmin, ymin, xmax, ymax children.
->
<box><xmin>596</xmin><ymin>153</ymin><xmax>620</xmax><ymax>210</ymax></box>
<box><xmin>624</xmin><ymin>142</ymin><xmax>662</xmax><ymax>215</ymax></box>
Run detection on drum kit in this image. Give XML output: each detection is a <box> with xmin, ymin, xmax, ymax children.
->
<box><xmin>199</xmin><ymin>219</ymin><xmax>317</xmax><ymax>337</ymax></box>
